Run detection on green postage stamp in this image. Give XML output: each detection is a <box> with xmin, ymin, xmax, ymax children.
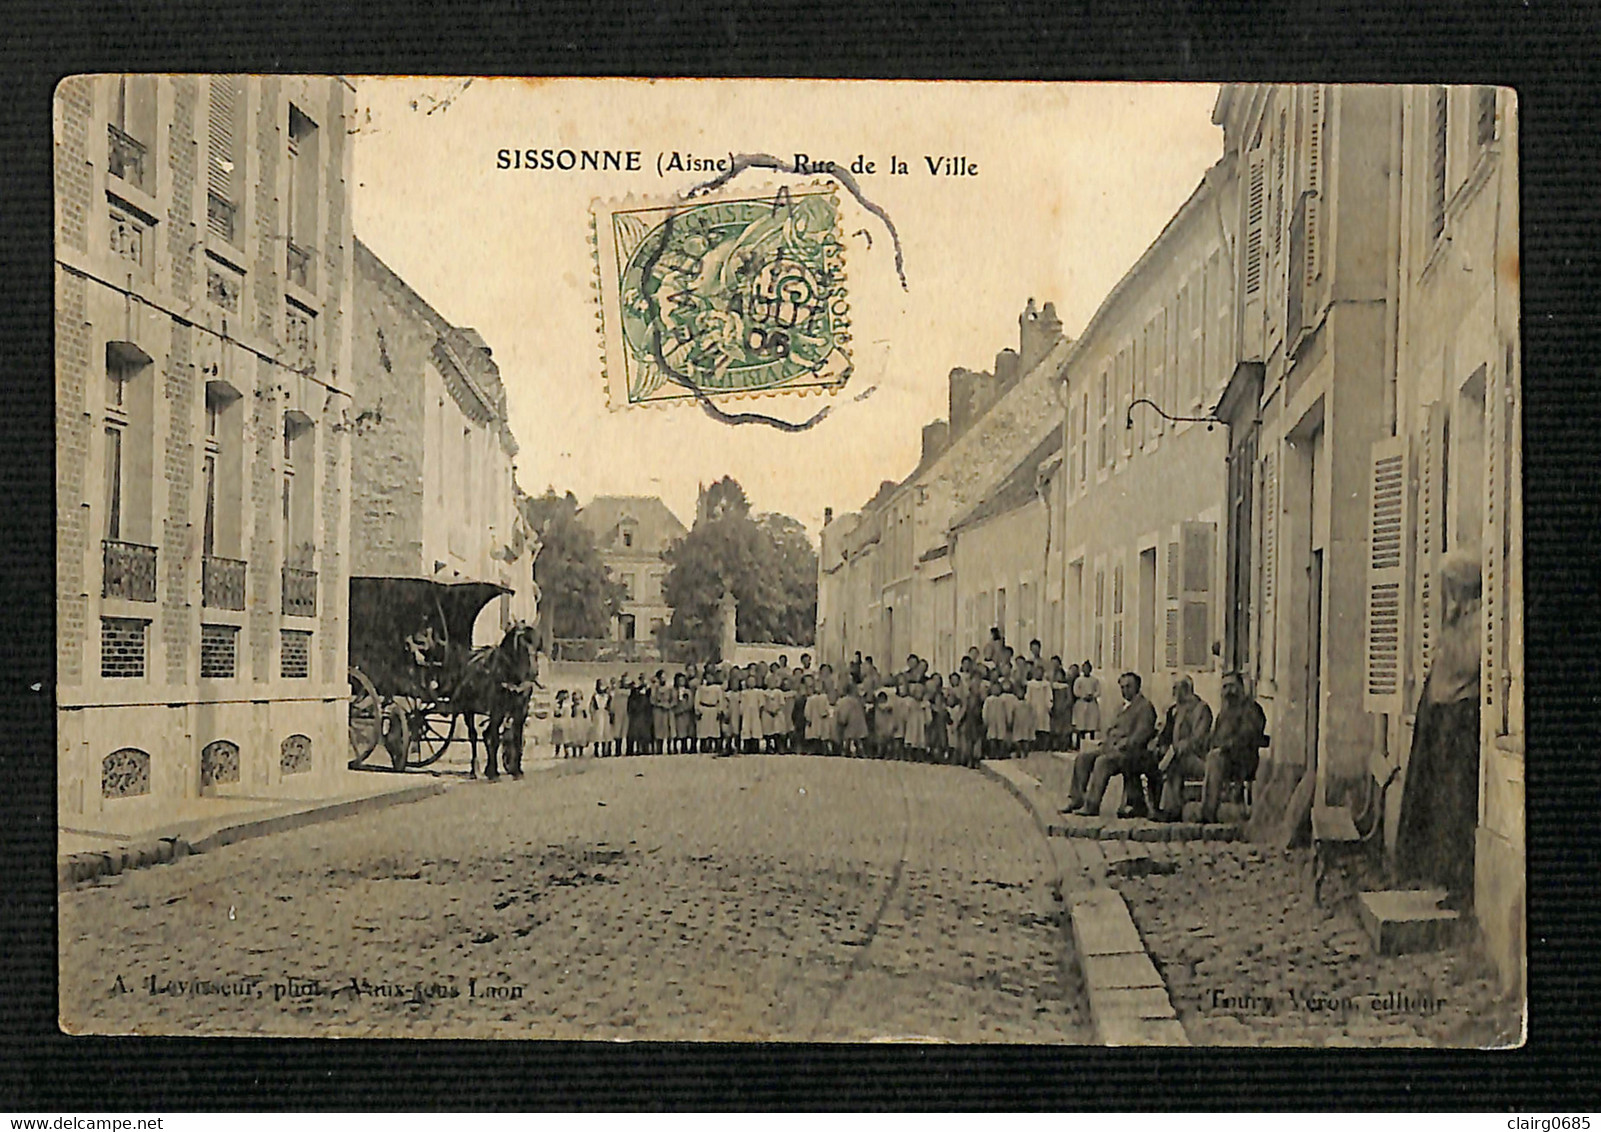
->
<box><xmin>592</xmin><ymin>185</ymin><xmax>852</xmax><ymax>408</ymax></box>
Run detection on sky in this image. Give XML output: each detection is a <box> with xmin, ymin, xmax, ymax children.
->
<box><xmin>351</xmin><ymin>78</ymin><xmax>1223</xmax><ymax>535</ymax></box>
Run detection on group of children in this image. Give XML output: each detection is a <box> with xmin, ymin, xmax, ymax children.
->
<box><xmin>542</xmin><ymin>634</ymin><xmax>1106</xmax><ymax>766</ymax></box>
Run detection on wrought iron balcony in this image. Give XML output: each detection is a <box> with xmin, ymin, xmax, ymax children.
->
<box><xmin>202</xmin><ymin>555</ymin><xmax>247</xmax><ymax>610</ymax></box>
<box><xmin>107</xmin><ymin>124</ymin><xmax>147</xmax><ymax>191</ymax></box>
<box><xmin>286</xmin><ymin>241</ymin><xmax>313</xmax><ymax>290</ymax></box>
<box><xmin>282</xmin><ymin>566</ymin><xmax>318</xmax><ymax>617</ymax></box>
<box><xmin>103</xmin><ymin>539</ymin><xmax>157</xmax><ymax>602</ymax></box>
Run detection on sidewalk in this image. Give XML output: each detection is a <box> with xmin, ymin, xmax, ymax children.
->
<box><xmin>58</xmin><ymin>751</ymin><xmax>566</xmax><ymax>890</ymax></box>
<box><xmin>981</xmin><ymin>752</ymin><xmax>1524</xmax><ymax>1048</ymax></box>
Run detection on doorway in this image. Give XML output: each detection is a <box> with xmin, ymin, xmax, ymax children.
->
<box><xmin>618</xmin><ymin>614</ymin><xmax>636</xmax><ymax>641</ymax></box>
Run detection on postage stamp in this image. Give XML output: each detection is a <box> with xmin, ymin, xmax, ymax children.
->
<box><xmin>592</xmin><ymin>185</ymin><xmax>852</xmax><ymax>408</ymax></box>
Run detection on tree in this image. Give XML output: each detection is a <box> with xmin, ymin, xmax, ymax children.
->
<box><xmin>663</xmin><ymin>477</ymin><xmax>818</xmax><ymax>653</ymax></box>
<box><xmin>519</xmin><ymin>489</ymin><xmax>626</xmax><ymax>639</ymax></box>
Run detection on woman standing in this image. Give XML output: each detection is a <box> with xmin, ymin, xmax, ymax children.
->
<box><xmin>695</xmin><ymin>672</ymin><xmax>724</xmax><ymax>753</ymax></box>
<box><xmin>672</xmin><ymin>672</ymin><xmax>695</xmax><ymax>753</ymax></box>
<box><xmin>590</xmin><ymin>679</ymin><xmax>610</xmax><ymax>757</ymax></box>
<box><xmin>608</xmin><ymin>676</ymin><xmax>628</xmax><ymax>756</ymax></box>
<box><xmin>1072</xmin><ymin>660</ymin><xmax>1101</xmax><ymax>744</ymax></box>
<box><xmin>1050</xmin><ymin>659</ymin><xmax>1075</xmax><ymax>751</ymax></box>
<box><xmin>1394</xmin><ymin>554</ymin><xmax>1484</xmax><ymax>908</ymax></box>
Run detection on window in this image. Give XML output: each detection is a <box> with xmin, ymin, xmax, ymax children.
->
<box><xmin>103</xmin><ymin>426</ymin><xmax>123</xmax><ymax>541</ymax></box>
<box><xmin>621</xmin><ymin>525</ymin><xmax>634</xmax><ymax>548</ymax></box>
<box><xmin>200</xmin><ymin>740</ymin><xmax>241</xmax><ymax>788</ymax></box>
<box><xmin>281</xmin><ymin>630</ymin><xmax>312</xmax><ymax>678</ymax></box>
<box><xmin>285</xmin><ymin>301</ymin><xmax>315</xmax><ymax>372</ymax></box>
<box><xmin>207</xmin><ymin>76</ymin><xmax>245</xmax><ymax>245</ymax></box>
<box><xmin>286</xmin><ymin>105</ymin><xmax>318</xmax><ymax>289</ymax></box>
<box><xmin>620</xmin><ymin>572</ymin><xmax>636</xmax><ymax>600</ymax></box>
<box><xmin>108</xmin><ymin>75</ymin><xmax>157</xmax><ymax>192</ymax></box>
<box><xmin>108</xmin><ymin>205</ymin><xmax>150</xmax><ymax>280</ymax></box>
<box><xmin>1093</xmin><ymin>569</ymin><xmax>1105</xmax><ymax>668</ymax></box>
<box><xmin>103</xmin><ymin>341</ymin><xmax>154</xmax><ymax>552</ymax></box>
<box><xmin>1097</xmin><ymin>369</ymin><xmax>1109</xmax><ymax>470</ymax></box>
<box><xmin>102</xmin><ymin>748</ymin><xmax>151</xmax><ymax>798</ymax></box>
<box><xmin>1111</xmin><ymin>563</ymin><xmax>1124</xmax><ymax>667</ymax></box>
<box><xmin>282</xmin><ymin>412</ymin><xmax>316</xmax><ymax>614</ymax></box>
<box><xmin>200</xmin><ymin>624</ymin><xmax>238</xmax><ymax>679</ymax></box>
<box><xmin>280</xmin><ymin>733</ymin><xmax>313</xmax><ymax>774</ymax></box>
<box><xmin>1430</xmin><ymin>86</ymin><xmax>1449</xmax><ymax>243</ymax></box>
<box><xmin>101</xmin><ymin>617</ymin><xmax>148</xmax><ymax>678</ymax></box>
<box><xmin>1078</xmin><ymin>391</ymin><xmax>1089</xmax><ymax>485</ymax></box>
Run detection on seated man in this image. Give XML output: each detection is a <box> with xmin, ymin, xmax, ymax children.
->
<box><xmin>1065</xmin><ymin>671</ymin><xmax>1158</xmax><ymax>818</ymax></box>
<box><xmin>1201</xmin><ymin>671</ymin><xmax>1268</xmax><ymax>823</ymax></box>
<box><xmin>1153</xmin><ymin>675</ymin><xmax>1215</xmax><ymax>821</ymax></box>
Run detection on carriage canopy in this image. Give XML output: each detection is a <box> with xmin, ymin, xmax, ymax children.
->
<box><xmin>348</xmin><ymin>576</ymin><xmax>513</xmax><ymax>695</ymax></box>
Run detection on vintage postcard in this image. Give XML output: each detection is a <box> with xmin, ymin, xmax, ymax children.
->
<box><xmin>55</xmin><ymin>77</ymin><xmax>1523</xmax><ymax>1045</ymax></box>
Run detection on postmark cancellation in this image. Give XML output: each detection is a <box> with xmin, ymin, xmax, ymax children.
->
<box><xmin>591</xmin><ymin>184</ymin><xmax>852</xmax><ymax>409</ymax></box>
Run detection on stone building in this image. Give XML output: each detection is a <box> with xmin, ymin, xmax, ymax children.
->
<box><xmin>817</xmin><ymin>300</ymin><xmax>1072</xmax><ymax>673</ymax></box>
<box><xmin>55</xmin><ymin>75</ymin><xmax>355</xmax><ymax>819</ymax></box>
<box><xmin>1211</xmin><ymin>84</ymin><xmax>1522</xmax><ymax>992</ymax></box>
<box><xmin>349</xmin><ymin>239</ymin><xmax>536</xmax><ymax>638</ymax></box>
<box><xmin>947</xmin><ymin>429</ymin><xmax>1063</xmax><ymax>662</ymax></box>
<box><xmin>1386</xmin><ymin>85</ymin><xmax>1522</xmax><ymax>992</ymax></box>
<box><xmin>1047</xmin><ymin>170</ymin><xmax>1236</xmax><ymax>717</ymax></box>
<box><xmin>575</xmin><ymin>495</ymin><xmax>688</xmax><ymax>649</ymax></box>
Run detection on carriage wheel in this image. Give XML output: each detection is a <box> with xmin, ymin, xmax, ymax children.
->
<box><xmin>409</xmin><ymin>711</ymin><xmax>458</xmax><ymax>768</ymax></box>
<box><xmin>348</xmin><ymin>667</ymin><xmax>383</xmax><ymax>766</ymax></box>
<box><xmin>381</xmin><ymin>701</ymin><xmax>411</xmax><ymax>772</ymax></box>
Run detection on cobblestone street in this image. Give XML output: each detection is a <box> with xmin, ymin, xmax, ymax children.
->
<box><xmin>60</xmin><ymin>756</ymin><xmax>1092</xmax><ymax>1042</ymax></box>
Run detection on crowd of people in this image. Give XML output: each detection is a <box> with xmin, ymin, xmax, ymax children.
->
<box><xmin>540</xmin><ymin>625</ymin><xmax>1266</xmax><ymax>823</ymax></box>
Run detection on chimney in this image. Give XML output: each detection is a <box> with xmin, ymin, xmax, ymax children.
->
<box><xmin>1019</xmin><ymin>299</ymin><xmax>1064</xmax><ymax>373</ymax></box>
<box><xmin>994</xmin><ymin>348</ymin><xmax>1022</xmax><ymax>390</ymax></box>
<box><xmin>823</xmin><ymin>506</ymin><xmax>834</xmax><ymax>525</ymax></box>
<box><xmin>920</xmin><ymin>419</ymin><xmax>950</xmax><ymax>465</ymax></box>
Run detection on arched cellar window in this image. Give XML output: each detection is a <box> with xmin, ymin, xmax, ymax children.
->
<box><xmin>200</xmin><ymin>739</ymin><xmax>240</xmax><ymax>789</ymax></box>
<box><xmin>280</xmin><ymin>734</ymin><xmax>312</xmax><ymax>775</ymax></box>
<box><xmin>102</xmin><ymin>747</ymin><xmax>151</xmax><ymax>798</ymax></box>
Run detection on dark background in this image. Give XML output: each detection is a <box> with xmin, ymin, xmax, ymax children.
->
<box><xmin>3</xmin><ymin>0</ymin><xmax>1598</xmax><ymax>1110</ymax></box>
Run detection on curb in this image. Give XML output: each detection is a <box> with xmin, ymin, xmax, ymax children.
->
<box><xmin>977</xmin><ymin>759</ymin><xmax>1189</xmax><ymax>1047</ymax></box>
<box><xmin>58</xmin><ymin>781</ymin><xmax>448</xmax><ymax>891</ymax></box>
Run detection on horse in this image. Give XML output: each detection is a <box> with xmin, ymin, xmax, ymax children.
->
<box><xmin>443</xmin><ymin>620</ymin><xmax>541</xmax><ymax>780</ymax></box>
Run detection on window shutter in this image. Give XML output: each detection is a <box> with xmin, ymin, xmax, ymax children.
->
<box><xmin>1484</xmin><ymin>350</ymin><xmax>1518</xmax><ymax>732</ymax></box>
<box><xmin>1178</xmin><ymin>521</ymin><xmax>1216</xmax><ymax>669</ymax></box>
<box><xmin>207</xmin><ymin>77</ymin><xmax>243</xmax><ymax>241</ymax></box>
<box><xmin>1414</xmin><ymin>403</ymin><xmax>1446</xmax><ymax>683</ymax></box>
<box><xmin>1260</xmin><ymin>448</ymin><xmax>1279</xmax><ymax>682</ymax></box>
<box><xmin>1245</xmin><ymin>151</ymin><xmax>1266</xmax><ymax>299</ymax></box>
<box><xmin>1430</xmin><ymin>87</ymin><xmax>1449</xmax><ymax>242</ymax></box>
<box><xmin>1363</xmin><ymin>437</ymin><xmax>1407</xmax><ymax>714</ymax></box>
<box><xmin>1305</xmin><ymin>85</ymin><xmax>1324</xmax><ymax>288</ymax></box>
<box><xmin>1166</xmin><ymin>538</ymin><xmax>1181</xmax><ymax>672</ymax></box>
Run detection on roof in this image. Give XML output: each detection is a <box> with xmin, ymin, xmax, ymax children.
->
<box><xmin>354</xmin><ymin>237</ymin><xmax>520</xmax><ymax>458</ymax></box>
<box><xmin>949</xmin><ymin>427</ymin><xmax>1064</xmax><ymax>534</ymax></box>
<box><xmin>576</xmin><ymin>495</ymin><xmax>688</xmax><ymax>552</ymax></box>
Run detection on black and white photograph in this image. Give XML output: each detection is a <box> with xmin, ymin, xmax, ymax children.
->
<box><xmin>52</xmin><ymin>77</ymin><xmax>1524</xmax><ymax>1047</ymax></box>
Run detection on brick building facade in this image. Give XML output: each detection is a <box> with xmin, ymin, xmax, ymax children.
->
<box><xmin>349</xmin><ymin>240</ymin><xmax>536</xmax><ymax>637</ymax></box>
<box><xmin>55</xmin><ymin>75</ymin><xmax>355</xmax><ymax>819</ymax></box>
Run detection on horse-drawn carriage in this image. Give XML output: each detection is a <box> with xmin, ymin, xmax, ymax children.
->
<box><xmin>347</xmin><ymin>575</ymin><xmax>538</xmax><ymax>777</ymax></box>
